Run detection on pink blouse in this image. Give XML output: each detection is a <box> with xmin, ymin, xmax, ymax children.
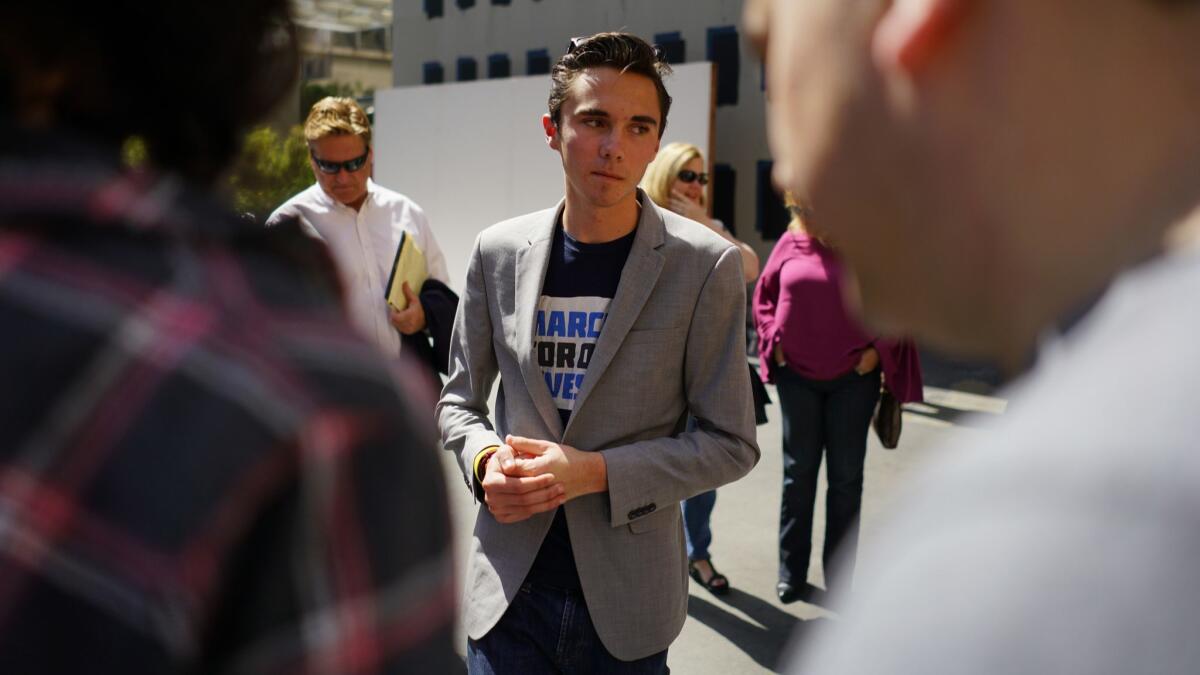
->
<box><xmin>753</xmin><ymin>231</ymin><xmax>923</xmax><ymax>402</ymax></box>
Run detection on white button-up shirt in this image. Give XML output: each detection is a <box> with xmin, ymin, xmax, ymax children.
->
<box><xmin>267</xmin><ymin>179</ymin><xmax>450</xmax><ymax>357</ymax></box>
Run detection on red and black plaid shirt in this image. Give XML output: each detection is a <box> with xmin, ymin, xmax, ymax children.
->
<box><xmin>0</xmin><ymin>134</ymin><xmax>460</xmax><ymax>674</ymax></box>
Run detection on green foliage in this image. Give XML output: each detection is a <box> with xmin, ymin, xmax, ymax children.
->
<box><xmin>227</xmin><ymin>125</ymin><xmax>313</xmax><ymax>221</ymax></box>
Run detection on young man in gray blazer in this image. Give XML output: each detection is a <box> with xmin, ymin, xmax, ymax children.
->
<box><xmin>437</xmin><ymin>32</ymin><xmax>760</xmax><ymax>673</ymax></box>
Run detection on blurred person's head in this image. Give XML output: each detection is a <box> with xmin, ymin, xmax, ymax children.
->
<box><xmin>304</xmin><ymin>97</ymin><xmax>374</xmax><ymax>210</ymax></box>
<box><xmin>747</xmin><ymin>0</ymin><xmax>1200</xmax><ymax>371</ymax></box>
<box><xmin>0</xmin><ymin>0</ymin><xmax>297</xmax><ymax>185</ymax></box>
<box><xmin>542</xmin><ymin>33</ymin><xmax>671</xmax><ymax>214</ymax></box>
<box><xmin>642</xmin><ymin>142</ymin><xmax>708</xmax><ymax>210</ymax></box>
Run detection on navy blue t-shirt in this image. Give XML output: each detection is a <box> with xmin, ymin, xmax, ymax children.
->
<box><xmin>525</xmin><ymin>221</ymin><xmax>635</xmax><ymax>590</ymax></box>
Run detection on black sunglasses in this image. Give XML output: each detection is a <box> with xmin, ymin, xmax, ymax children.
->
<box><xmin>311</xmin><ymin>150</ymin><xmax>369</xmax><ymax>175</ymax></box>
<box><xmin>677</xmin><ymin>169</ymin><xmax>709</xmax><ymax>186</ymax></box>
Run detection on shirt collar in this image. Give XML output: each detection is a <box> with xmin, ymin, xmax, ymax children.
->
<box><xmin>314</xmin><ymin>178</ymin><xmax>376</xmax><ymax>213</ymax></box>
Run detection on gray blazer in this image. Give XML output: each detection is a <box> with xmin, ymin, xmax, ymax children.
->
<box><xmin>436</xmin><ymin>193</ymin><xmax>760</xmax><ymax>661</ymax></box>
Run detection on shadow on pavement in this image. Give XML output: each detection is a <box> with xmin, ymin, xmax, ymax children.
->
<box><xmin>686</xmin><ymin>588</ymin><xmax>827</xmax><ymax>672</ymax></box>
<box><xmin>917</xmin><ymin>348</ymin><xmax>1005</xmax><ymax>395</ymax></box>
<box><xmin>902</xmin><ymin>401</ymin><xmax>994</xmax><ymax>428</ymax></box>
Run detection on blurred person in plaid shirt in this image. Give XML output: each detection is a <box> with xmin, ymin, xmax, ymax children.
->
<box><xmin>0</xmin><ymin>1</ymin><xmax>460</xmax><ymax>673</ymax></box>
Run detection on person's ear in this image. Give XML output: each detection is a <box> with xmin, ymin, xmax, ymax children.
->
<box><xmin>873</xmin><ymin>0</ymin><xmax>968</xmax><ymax>74</ymax></box>
<box><xmin>542</xmin><ymin>114</ymin><xmax>561</xmax><ymax>151</ymax></box>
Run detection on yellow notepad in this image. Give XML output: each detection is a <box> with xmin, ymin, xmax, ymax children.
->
<box><xmin>385</xmin><ymin>232</ymin><xmax>427</xmax><ymax>311</ymax></box>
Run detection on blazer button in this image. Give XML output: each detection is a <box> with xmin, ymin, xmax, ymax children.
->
<box><xmin>646</xmin><ymin>503</ymin><xmax>656</xmax><ymax>513</ymax></box>
<box><xmin>628</xmin><ymin>509</ymin><xmax>640</xmax><ymax>520</ymax></box>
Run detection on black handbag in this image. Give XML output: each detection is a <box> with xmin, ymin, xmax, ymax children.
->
<box><xmin>873</xmin><ymin>388</ymin><xmax>902</xmax><ymax>449</ymax></box>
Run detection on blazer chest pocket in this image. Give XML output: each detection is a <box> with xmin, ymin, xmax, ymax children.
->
<box><xmin>628</xmin><ymin>504</ymin><xmax>679</xmax><ymax>534</ymax></box>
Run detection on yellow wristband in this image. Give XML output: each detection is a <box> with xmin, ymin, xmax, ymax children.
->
<box><xmin>473</xmin><ymin>446</ymin><xmax>499</xmax><ymax>483</ymax></box>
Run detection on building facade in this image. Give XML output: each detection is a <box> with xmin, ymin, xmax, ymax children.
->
<box><xmin>298</xmin><ymin>24</ymin><xmax>394</xmax><ymax>94</ymax></box>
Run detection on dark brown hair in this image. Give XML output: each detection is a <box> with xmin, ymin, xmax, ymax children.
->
<box><xmin>0</xmin><ymin>0</ymin><xmax>298</xmax><ymax>184</ymax></box>
<box><xmin>548</xmin><ymin>32</ymin><xmax>673</xmax><ymax>137</ymax></box>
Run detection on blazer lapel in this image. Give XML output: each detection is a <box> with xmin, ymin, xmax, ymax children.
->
<box><xmin>565</xmin><ymin>195</ymin><xmax>666</xmax><ymax>435</ymax></box>
<box><xmin>514</xmin><ymin>201</ymin><xmax>566</xmax><ymax>439</ymax></box>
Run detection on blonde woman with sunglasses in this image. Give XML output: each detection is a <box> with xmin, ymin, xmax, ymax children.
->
<box><xmin>642</xmin><ymin>142</ymin><xmax>762</xmax><ymax>597</ymax></box>
<box><xmin>642</xmin><ymin>142</ymin><xmax>759</xmax><ymax>282</ymax></box>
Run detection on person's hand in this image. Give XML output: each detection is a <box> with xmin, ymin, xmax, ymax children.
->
<box><xmin>505</xmin><ymin>435</ymin><xmax>607</xmax><ymax>501</ymax></box>
<box><xmin>388</xmin><ymin>282</ymin><xmax>426</xmax><ymax>335</ymax></box>
<box><xmin>855</xmin><ymin>346</ymin><xmax>880</xmax><ymax>375</ymax></box>
<box><xmin>773</xmin><ymin>343</ymin><xmax>786</xmax><ymax>366</ymax></box>
<box><xmin>480</xmin><ymin>444</ymin><xmax>566</xmax><ymax>524</ymax></box>
<box><xmin>669</xmin><ymin>186</ymin><xmax>711</xmax><ymax>226</ymax></box>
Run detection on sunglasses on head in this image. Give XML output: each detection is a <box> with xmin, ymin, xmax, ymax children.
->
<box><xmin>311</xmin><ymin>150</ymin><xmax>369</xmax><ymax>175</ymax></box>
<box><xmin>566</xmin><ymin>36</ymin><xmax>666</xmax><ymax>62</ymax></box>
<box><xmin>676</xmin><ymin>169</ymin><xmax>709</xmax><ymax>186</ymax></box>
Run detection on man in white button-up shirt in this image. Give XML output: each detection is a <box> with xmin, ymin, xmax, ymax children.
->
<box><xmin>268</xmin><ymin>97</ymin><xmax>451</xmax><ymax>361</ymax></box>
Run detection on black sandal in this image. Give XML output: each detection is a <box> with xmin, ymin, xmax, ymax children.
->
<box><xmin>689</xmin><ymin>559</ymin><xmax>731</xmax><ymax>596</ymax></box>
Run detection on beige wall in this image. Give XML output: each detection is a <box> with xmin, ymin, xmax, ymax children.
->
<box><xmin>327</xmin><ymin>49</ymin><xmax>394</xmax><ymax>92</ymax></box>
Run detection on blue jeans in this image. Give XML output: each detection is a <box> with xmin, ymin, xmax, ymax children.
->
<box><xmin>774</xmin><ymin>365</ymin><xmax>881</xmax><ymax>591</ymax></box>
<box><xmin>681</xmin><ymin>490</ymin><xmax>717</xmax><ymax>561</ymax></box>
<box><xmin>467</xmin><ymin>581</ymin><xmax>669</xmax><ymax>674</ymax></box>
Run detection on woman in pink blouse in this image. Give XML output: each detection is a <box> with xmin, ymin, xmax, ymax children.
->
<box><xmin>753</xmin><ymin>201</ymin><xmax>922</xmax><ymax>604</ymax></box>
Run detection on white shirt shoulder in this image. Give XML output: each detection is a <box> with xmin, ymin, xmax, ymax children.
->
<box><xmin>368</xmin><ymin>183</ymin><xmax>450</xmax><ymax>286</ymax></box>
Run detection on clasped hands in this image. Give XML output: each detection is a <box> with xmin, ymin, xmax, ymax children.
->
<box><xmin>481</xmin><ymin>435</ymin><xmax>607</xmax><ymax>524</ymax></box>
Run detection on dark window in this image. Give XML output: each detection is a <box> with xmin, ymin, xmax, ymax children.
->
<box><xmin>707</xmin><ymin>26</ymin><xmax>740</xmax><ymax>106</ymax></box>
<box><xmin>332</xmin><ymin>31</ymin><xmax>357</xmax><ymax>49</ymax></box>
<box><xmin>360</xmin><ymin>27</ymin><xmax>389</xmax><ymax>52</ymax></box>
<box><xmin>302</xmin><ymin>54</ymin><xmax>332</xmax><ymax>80</ymax></box>
<box><xmin>423</xmin><ymin>61</ymin><xmax>444</xmax><ymax>84</ymax></box>
<box><xmin>527</xmin><ymin>48</ymin><xmax>551</xmax><ymax>76</ymax></box>
<box><xmin>457</xmin><ymin>57</ymin><xmax>477</xmax><ymax>82</ymax></box>
<box><xmin>424</xmin><ymin>0</ymin><xmax>443</xmax><ymax>18</ymax></box>
<box><xmin>653</xmin><ymin>31</ymin><xmax>686</xmax><ymax>64</ymax></box>
<box><xmin>456</xmin><ymin>0</ymin><xmax>475</xmax><ymax>8</ymax></box>
<box><xmin>488</xmin><ymin>53</ymin><xmax>511</xmax><ymax>79</ymax></box>
<box><xmin>712</xmin><ymin>163</ymin><xmax>737</xmax><ymax>236</ymax></box>
<box><xmin>756</xmin><ymin>160</ymin><xmax>789</xmax><ymax>239</ymax></box>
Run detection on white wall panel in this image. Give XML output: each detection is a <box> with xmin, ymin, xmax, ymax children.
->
<box><xmin>374</xmin><ymin>62</ymin><xmax>713</xmax><ymax>291</ymax></box>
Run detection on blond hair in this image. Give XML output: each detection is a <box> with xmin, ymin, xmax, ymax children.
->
<box><xmin>641</xmin><ymin>142</ymin><xmax>704</xmax><ymax>210</ymax></box>
<box><xmin>784</xmin><ymin>192</ymin><xmax>812</xmax><ymax>234</ymax></box>
<box><xmin>303</xmin><ymin>96</ymin><xmax>372</xmax><ymax>145</ymax></box>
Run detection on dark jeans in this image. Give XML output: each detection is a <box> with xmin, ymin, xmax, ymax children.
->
<box><xmin>467</xmin><ymin>581</ymin><xmax>670</xmax><ymax>674</ymax></box>
<box><xmin>774</xmin><ymin>365</ymin><xmax>881</xmax><ymax>591</ymax></box>
<box><xmin>680</xmin><ymin>416</ymin><xmax>717</xmax><ymax>562</ymax></box>
<box><xmin>681</xmin><ymin>489</ymin><xmax>717</xmax><ymax>561</ymax></box>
